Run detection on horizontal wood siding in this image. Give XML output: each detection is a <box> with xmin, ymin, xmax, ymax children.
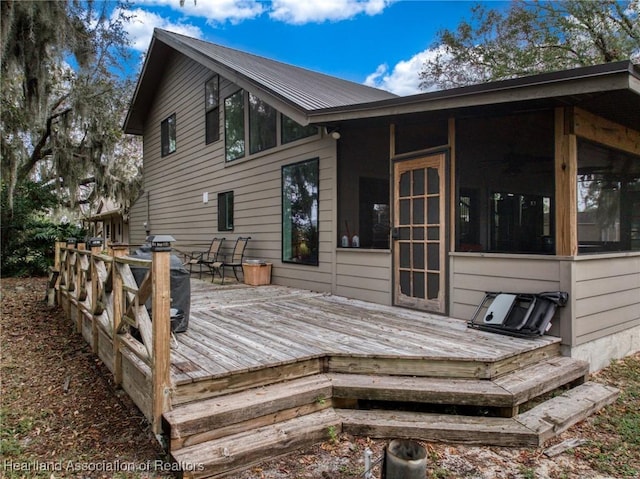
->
<box><xmin>450</xmin><ymin>254</ymin><xmax>563</xmax><ymax>322</ymax></box>
<box><xmin>129</xmin><ymin>192</ymin><xmax>148</xmax><ymax>245</ymax></box>
<box><xmin>335</xmin><ymin>250</ymin><xmax>392</xmax><ymax>304</ymax></box>
<box><xmin>140</xmin><ymin>52</ymin><xmax>336</xmax><ymax>293</ymax></box>
<box><xmin>451</xmin><ymin>252</ymin><xmax>640</xmax><ymax>349</ymax></box>
<box><xmin>574</xmin><ymin>254</ymin><xmax>640</xmax><ymax>345</ymax></box>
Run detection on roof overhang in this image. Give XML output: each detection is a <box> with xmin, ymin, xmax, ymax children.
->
<box><xmin>125</xmin><ymin>30</ymin><xmax>312</xmax><ymax>134</ymax></box>
<box><xmin>307</xmin><ymin>61</ymin><xmax>640</xmax><ymax>130</ymax></box>
<box><xmin>124</xmin><ymin>36</ymin><xmax>171</xmax><ymax>135</ymax></box>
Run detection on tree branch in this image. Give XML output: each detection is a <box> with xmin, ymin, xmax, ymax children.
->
<box><xmin>18</xmin><ymin>107</ymin><xmax>72</xmax><ymax>182</ymax></box>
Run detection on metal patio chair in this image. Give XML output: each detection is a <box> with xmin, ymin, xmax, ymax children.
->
<box><xmin>206</xmin><ymin>236</ymin><xmax>251</xmax><ymax>284</ymax></box>
<box><xmin>184</xmin><ymin>237</ymin><xmax>225</xmax><ymax>279</ymax></box>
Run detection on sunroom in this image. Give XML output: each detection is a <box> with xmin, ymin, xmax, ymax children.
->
<box><xmin>321</xmin><ymin>62</ymin><xmax>640</xmax><ymax>370</ymax></box>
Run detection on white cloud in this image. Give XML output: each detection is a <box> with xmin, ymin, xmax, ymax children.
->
<box><xmin>364</xmin><ymin>47</ymin><xmax>443</xmax><ymax>95</ymax></box>
<box><xmin>134</xmin><ymin>0</ymin><xmax>264</xmax><ymax>24</ymax></box>
<box><xmin>119</xmin><ymin>8</ymin><xmax>203</xmax><ymax>52</ymax></box>
<box><xmin>270</xmin><ymin>0</ymin><xmax>393</xmax><ymax>24</ymax></box>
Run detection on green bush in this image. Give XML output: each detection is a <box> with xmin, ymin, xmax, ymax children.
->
<box><xmin>1</xmin><ymin>181</ymin><xmax>87</xmax><ymax>277</ymax></box>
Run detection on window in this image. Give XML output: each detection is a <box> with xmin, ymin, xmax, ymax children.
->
<box><xmin>282</xmin><ymin>158</ymin><xmax>319</xmax><ymax>265</ymax></box>
<box><xmin>577</xmin><ymin>140</ymin><xmax>640</xmax><ymax>253</ymax></box>
<box><xmin>455</xmin><ymin>111</ymin><xmax>555</xmax><ymax>253</ymax></box>
<box><xmin>225</xmin><ymin>90</ymin><xmax>245</xmax><ymax>161</ymax></box>
<box><xmin>161</xmin><ymin>114</ymin><xmax>176</xmax><ymax>156</ymax></box>
<box><xmin>358</xmin><ymin>177</ymin><xmax>390</xmax><ymax>248</ymax></box>
<box><xmin>205</xmin><ymin>76</ymin><xmax>219</xmax><ymax>144</ymax></box>
<box><xmin>218</xmin><ymin>191</ymin><xmax>234</xmax><ymax>231</ymax></box>
<box><xmin>490</xmin><ymin>193</ymin><xmax>552</xmax><ymax>253</ymax></box>
<box><xmin>336</xmin><ymin>124</ymin><xmax>390</xmax><ymax>249</ymax></box>
<box><xmin>249</xmin><ymin>93</ymin><xmax>277</xmax><ymax>154</ymax></box>
<box><xmin>282</xmin><ymin>115</ymin><xmax>318</xmax><ymax>144</ymax></box>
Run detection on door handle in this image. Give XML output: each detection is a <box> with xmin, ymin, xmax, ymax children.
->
<box><xmin>391</xmin><ymin>227</ymin><xmax>399</xmax><ymax>240</ymax></box>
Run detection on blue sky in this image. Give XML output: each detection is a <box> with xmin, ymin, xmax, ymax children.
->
<box><xmin>120</xmin><ymin>0</ymin><xmax>508</xmax><ymax>95</ymax></box>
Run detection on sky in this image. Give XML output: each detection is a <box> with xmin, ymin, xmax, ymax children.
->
<box><xmin>119</xmin><ymin>0</ymin><xmax>508</xmax><ymax>96</ymax></box>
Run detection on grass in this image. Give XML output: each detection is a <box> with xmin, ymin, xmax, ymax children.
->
<box><xmin>578</xmin><ymin>354</ymin><xmax>640</xmax><ymax>477</ymax></box>
<box><xmin>327</xmin><ymin>425</ymin><xmax>339</xmax><ymax>444</ymax></box>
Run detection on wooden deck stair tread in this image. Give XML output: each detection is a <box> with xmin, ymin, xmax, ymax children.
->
<box><xmin>339</xmin><ymin>382</ymin><xmax>618</xmax><ymax>448</ymax></box>
<box><xmin>164</xmin><ymin>375</ymin><xmax>332</xmax><ymax>441</ymax></box>
<box><xmin>516</xmin><ymin>381</ymin><xmax>619</xmax><ymax>444</ymax></box>
<box><xmin>494</xmin><ymin>355</ymin><xmax>589</xmax><ymax>404</ymax></box>
<box><xmin>170</xmin><ymin>409</ymin><xmax>342</xmax><ymax>479</ymax></box>
<box><xmin>339</xmin><ymin>409</ymin><xmax>539</xmax><ymax>447</ymax></box>
<box><xmin>165</xmin><ymin>356</ymin><xmax>596</xmax><ymax>460</ymax></box>
<box><xmin>169</xmin><ymin>382</ymin><xmax>618</xmax><ymax>478</ymax></box>
<box><xmin>329</xmin><ymin>356</ymin><xmax>588</xmax><ymax>407</ymax></box>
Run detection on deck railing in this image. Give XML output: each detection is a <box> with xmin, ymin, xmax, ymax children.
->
<box><xmin>52</xmin><ymin>239</ymin><xmax>172</xmax><ymax>434</ymax></box>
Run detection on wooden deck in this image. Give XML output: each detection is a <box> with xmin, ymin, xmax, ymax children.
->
<box><xmin>170</xmin><ymin>280</ymin><xmax>560</xmax><ymax>400</ymax></box>
<box><xmin>163</xmin><ymin>279</ymin><xmax>617</xmax><ymax>478</ymax></box>
<box><xmin>52</xmin><ymin>243</ymin><xmax>618</xmax><ymax>479</ymax></box>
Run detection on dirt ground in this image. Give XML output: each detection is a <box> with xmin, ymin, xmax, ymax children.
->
<box><xmin>1</xmin><ymin>277</ymin><xmax>638</xmax><ymax>479</ymax></box>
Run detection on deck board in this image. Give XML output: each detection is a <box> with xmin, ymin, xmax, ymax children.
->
<box><xmin>171</xmin><ymin>280</ymin><xmax>560</xmax><ymax>386</ymax></box>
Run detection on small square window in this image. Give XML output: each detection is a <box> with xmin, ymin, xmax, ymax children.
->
<box><xmin>282</xmin><ymin>115</ymin><xmax>318</xmax><ymax>144</ymax></box>
<box><xmin>218</xmin><ymin>191</ymin><xmax>234</xmax><ymax>231</ymax></box>
<box><xmin>161</xmin><ymin>114</ymin><xmax>176</xmax><ymax>156</ymax></box>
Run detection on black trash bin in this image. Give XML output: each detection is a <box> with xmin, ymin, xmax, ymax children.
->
<box><xmin>129</xmin><ymin>245</ymin><xmax>191</xmax><ymax>332</ymax></box>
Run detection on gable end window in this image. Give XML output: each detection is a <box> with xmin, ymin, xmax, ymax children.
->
<box><xmin>225</xmin><ymin>90</ymin><xmax>245</xmax><ymax>161</ymax></box>
<box><xmin>249</xmin><ymin>93</ymin><xmax>277</xmax><ymax>154</ymax></box>
<box><xmin>205</xmin><ymin>76</ymin><xmax>220</xmax><ymax>144</ymax></box>
<box><xmin>282</xmin><ymin>115</ymin><xmax>318</xmax><ymax>144</ymax></box>
<box><xmin>161</xmin><ymin>113</ymin><xmax>176</xmax><ymax>156</ymax></box>
<box><xmin>218</xmin><ymin>191</ymin><xmax>234</xmax><ymax>231</ymax></box>
<box><xmin>223</xmin><ymin>92</ymin><xmax>319</xmax><ymax>163</ymax></box>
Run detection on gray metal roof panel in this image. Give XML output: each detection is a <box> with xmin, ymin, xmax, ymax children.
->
<box><xmin>157</xmin><ymin>29</ymin><xmax>396</xmax><ymax>111</ymax></box>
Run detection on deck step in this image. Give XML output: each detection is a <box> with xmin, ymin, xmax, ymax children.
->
<box><xmin>164</xmin><ymin>375</ymin><xmax>333</xmax><ymax>449</ymax></box>
<box><xmin>339</xmin><ymin>409</ymin><xmax>540</xmax><ymax>447</ymax></box>
<box><xmin>326</xmin><ymin>341</ymin><xmax>561</xmax><ymax>379</ymax></box>
<box><xmin>494</xmin><ymin>355</ymin><xmax>589</xmax><ymax>405</ymax></box>
<box><xmin>339</xmin><ymin>381</ymin><xmax>619</xmax><ymax>448</ymax></box>
<box><xmin>330</xmin><ymin>373</ymin><xmax>513</xmax><ymax>407</ymax></box>
<box><xmin>171</xmin><ymin>408</ymin><xmax>342</xmax><ymax>479</ymax></box>
<box><xmin>329</xmin><ymin>356</ymin><xmax>590</xmax><ymax>409</ymax></box>
<box><xmin>516</xmin><ymin>381</ymin><xmax>619</xmax><ymax>445</ymax></box>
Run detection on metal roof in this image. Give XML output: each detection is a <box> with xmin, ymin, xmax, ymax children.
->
<box><xmin>307</xmin><ymin>61</ymin><xmax>640</xmax><ymax>129</ymax></box>
<box><xmin>124</xmin><ymin>29</ymin><xmax>396</xmax><ymax>134</ymax></box>
<box><xmin>124</xmin><ymin>30</ymin><xmax>639</xmax><ymax>135</ymax></box>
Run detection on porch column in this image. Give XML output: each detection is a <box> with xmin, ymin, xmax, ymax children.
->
<box><xmin>554</xmin><ymin>107</ymin><xmax>578</xmax><ymax>256</ymax></box>
<box><xmin>149</xmin><ymin>235</ymin><xmax>175</xmax><ymax>434</ymax></box>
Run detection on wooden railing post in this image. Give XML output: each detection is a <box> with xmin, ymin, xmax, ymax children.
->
<box><xmin>64</xmin><ymin>238</ymin><xmax>77</xmax><ymax>316</ymax></box>
<box><xmin>48</xmin><ymin>241</ymin><xmax>65</xmax><ymax>306</ymax></box>
<box><xmin>75</xmin><ymin>242</ymin><xmax>86</xmax><ymax>333</ymax></box>
<box><xmin>88</xmin><ymin>238</ymin><xmax>104</xmax><ymax>353</ymax></box>
<box><xmin>111</xmin><ymin>244</ymin><xmax>129</xmax><ymax>387</ymax></box>
<box><xmin>149</xmin><ymin>235</ymin><xmax>175</xmax><ymax>434</ymax></box>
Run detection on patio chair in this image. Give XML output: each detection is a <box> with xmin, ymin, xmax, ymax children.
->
<box><xmin>183</xmin><ymin>237</ymin><xmax>225</xmax><ymax>279</ymax></box>
<box><xmin>206</xmin><ymin>236</ymin><xmax>251</xmax><ymax>284</ymax></box>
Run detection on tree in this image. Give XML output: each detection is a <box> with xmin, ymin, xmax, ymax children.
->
<box><xmin>1</xmin><ymin>0</ymin><xmax>141</xmax><ymax>218</ymax></box>
<box><xmin>419</xmin><ymin>0</ymin><xmax>640</xmax><ymax>90</ymax></box>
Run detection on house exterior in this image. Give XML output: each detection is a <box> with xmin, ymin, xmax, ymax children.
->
<box><xmin>83</xmin><ymin>199</ymin><xmax>129</xmax><ymax>244</ymax></box>
<box><xmin>125</xmin><ymin>29</ymin><xmax>640</xmax><ymax>371</ymax></box>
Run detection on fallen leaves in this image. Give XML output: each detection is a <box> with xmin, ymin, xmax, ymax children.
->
<box><xmin>1</xmin><ymin>277</ymin><xmax>171</xmax><ymax>478</ymax></box>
